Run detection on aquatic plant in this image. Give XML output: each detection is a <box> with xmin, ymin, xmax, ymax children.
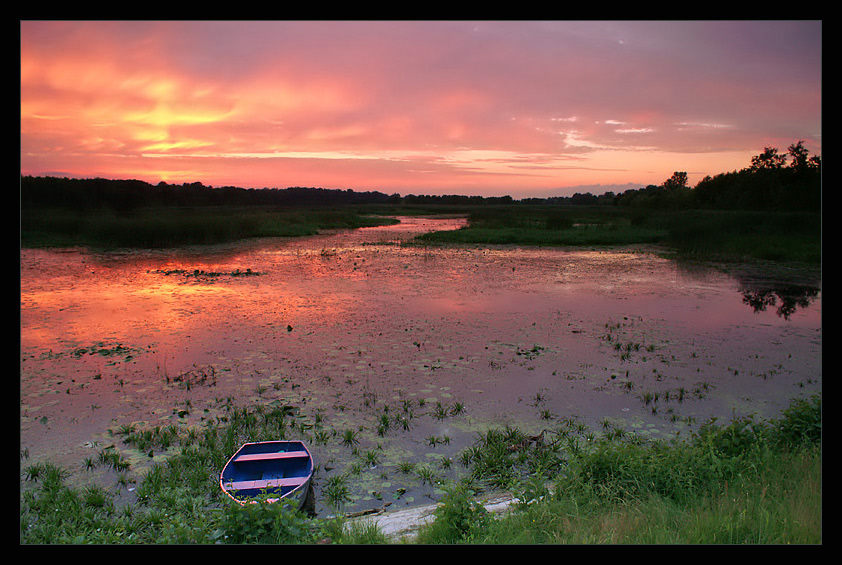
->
<box><xmin>97</xmin><ymin>447</ymin><xmax>130</xmax><ymax>472</ymax></box>
<box><xmin>22</xmin><ymin>462</ymin><xmax>46</xmax><ymax>482</ymax></box>
<box><xmin>360</xmin><ymin>449</ymin><xmax>381</xmax><ymax>468</ymax></box>
<box><xmin>322</xmin><ymin>474</ymin><xmax>352</xmax><ymax>509</ymax></box>
<box><xmin>340</xmin><ymin>429</ymin><xmax>360</xmax><ymax>447</ymax></box>
<box><xmin>313</xmin><ymin>430</ymin><xmax>331</xmax><ymax>445</ymax></box>
<box><xmin>395</xmin><ymin>415</ymin><xmax>412</xmax><ymax>431</ymax></box>
<box><xmin>416</xmin><ymin>464</ymin><xmax>438</xmax><ymax>485</ymax></box>
<box><xmin>449</xmin><ymin>401</ymin><xmax>465</xmax><ymax>416</ymax></box>
<box><xmin>433</xmin><ymin>402</ymin><xmax>449</xmax><ymax>420</ymax></box>
<box><xmin>426</xmin><ymin>435</ymin><xmax>440</xmax><ymax>447</ymax></box>
<box><xmin>397</xmin><ymin>461</ymin><xmax>416</xmax><ymax>474</ymax></box>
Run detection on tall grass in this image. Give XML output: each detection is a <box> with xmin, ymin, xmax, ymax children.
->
<box><xmin>20</xmin><ymin>392</ymin><xmax>821</xmax><ymax>545</ymax></box>
<box><xmin>416</xmin><ymin>394</ymin><xmax>821</xmax><ymax>544</ymax></box>
<box><xmin>418</xmin><ymin>206</ymin><xmax>665</xmax><ymax>247</ymax></box>
<box><xmin>21</xmin><ymin>206</ymin><xmax>398</xmax><ymax>249</ymax></box>
<box><xmin>22</xmin><ymin>203</ymin><xmax>820</xmax><ymax>264</ymax></box>
<box><xmin>417</xmin><ymin>206</ymin><xmax>821</xmax><ymax>264</ymax></box>
<box><xmin>643</xmin><ymin>209</ymin><xmax>822</xmax><ymax>263</ymax></box>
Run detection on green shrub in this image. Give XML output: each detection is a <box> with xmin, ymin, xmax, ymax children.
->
<box><xmin>416</xmin><ymin>484</ymin><xmax>490</xmax><ymax>543</ymax></box>
<box><xmin>769</xmin><ymin>394</ymin><xmax>821</xmax><ymax>449</ymax></box>
<box><xmin>220</xmin><ymin>498</ymin><xmax>317</xmax><ymax>544</ymax></box>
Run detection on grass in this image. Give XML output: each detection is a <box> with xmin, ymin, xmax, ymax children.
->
<box><xmin>463</xmin><ymin>447</ymin><xmax>820</xmax><ymax>544</ymax></box>
<box><xmin>415</xmin><ymin>394</ymin><xmax>822</xmax><ymax>544</ymax></box>
<box><xmin>22</xmin><ymin>202</ymin><xmax>821</xmax><ymax>265</ymax></box>
<box><xmin>418</xmin><ymin>206</ymin><xmax>664</xmax><ymax>248</ymax></box>
<box><xmin>19</xmin><ymin>401</ymin><xmax>374</xmax><ymax>544</ymax></box>
<box><xmin>20</xmin><ymin>205</ymin><xmax>400</xmax><ymax>249</ymax></box>
<box><xmin>455</xmin><ymin>444</ymin><xmax>822</xmax><ymax>544</ymax></box>
<box><xmin>20</xmin><ymin>394</ymin><xmax>821</xmax><ymax>544</ymax></box>
<box><xmin>417</xmin><ymin>206</ymin><xmax>821</xmax><ymax>264</ymax></box>
<box><xmin>19</xmin><ymin>201</ymin><xmax>821</xmax><ymax>543</ymax></box>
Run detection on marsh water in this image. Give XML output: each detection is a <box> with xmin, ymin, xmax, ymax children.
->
<box><xmin>20</xmin><ymin>216</ymin><xmax>821</xmax><ymax>514</ymax></box>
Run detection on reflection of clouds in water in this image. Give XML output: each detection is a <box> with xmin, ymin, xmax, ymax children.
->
<box><xmin>20</xmin><ymin>218</ymin><xmax>821</xmax><ymax>357</ymax></box>
<box><xmin>22</xmin><ymin>220</ymin><xmax>822</xmax><ymax>399</ymax></box>
<box><xmin>20</xmin><ymin>216</ymin><xmax>822</xmax><ymax>516</ymax></box>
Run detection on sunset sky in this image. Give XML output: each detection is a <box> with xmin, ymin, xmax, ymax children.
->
<box><xmin>20</xmin><ymin>20</ymin><xmax>822</xmax><ymax>198</ymax></box>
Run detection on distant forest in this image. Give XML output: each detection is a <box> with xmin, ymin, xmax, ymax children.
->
<box><xmin>20</xmin><ymin>142</ymin><xmax>820</xmax><ymax>214</ymax></box>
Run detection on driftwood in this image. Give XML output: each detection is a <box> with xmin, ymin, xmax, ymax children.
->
<box><xmin>344</xmin><ymin>501</ymin><xmax>393</xmax><ymax>518</ymax></box>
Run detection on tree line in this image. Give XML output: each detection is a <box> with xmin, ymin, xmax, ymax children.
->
<box><xmin>18</xmin><ymin>177</ymin><xmax>405</xmax><ymax>215</ymax></box>
<box><xmin>19</xmin><ymin>141</ymin><xmax>820</xmax><ymax>214</ymax></box>
<box><xmin>563</xmin><ymin>141</ymin><xmax>820</xmax><ymax>212</ymax></box>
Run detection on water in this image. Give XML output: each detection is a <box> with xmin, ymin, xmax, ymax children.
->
<box><xmin>20</xmin><ymin>216</ymin><xmax>821</xmax><ymax>512</ymax></box>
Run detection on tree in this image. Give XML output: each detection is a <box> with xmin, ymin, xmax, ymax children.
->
<box><xmin>787</xmin><ymin>140</ymin><xmax>820</xmax><ymax>173</ymax></box>
<box><xmin>663</xmin><ymin>171</ymin><xmax>688</xmax><ymax>191</ymax></box>
<box><xmin>750</xmin><ymin>147</ymin><xmax>786</xmax><ymax>171</ymax></box>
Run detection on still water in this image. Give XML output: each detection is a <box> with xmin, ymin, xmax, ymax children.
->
<box><xmin>20</xmin><ymin>216</ymin><xmax>821</xmax><ymax>512</ymax></box>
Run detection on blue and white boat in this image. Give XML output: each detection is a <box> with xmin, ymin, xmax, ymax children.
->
<box><xmin>220</xmin><ymin>440</ymin><xmax>314</xmax><ymax>507</ymax></box>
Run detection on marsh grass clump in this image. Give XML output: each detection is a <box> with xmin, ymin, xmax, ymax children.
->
<box><xmin>459</xmin><ymin>426</ymin><xmax>566</xmax><ymax>490</ymax></box>
<box><xmin>415</xmin><ymin>464</ymin><xmax>439</xmax><ymax>486</ymax></box>
<box><xmin>340</xmin><ymin>429</ymin><xmax>360</xmax><ymax>447</ymax></box>
<box><xmin>397</xmin><ymin>461</ymin><xmax>416</xmax><ymax>474</ymax></box>
<box><xmin>322</xmin><ymin>474</ymin><xmax>353</xmax><ymax>509</ymax></box>
<box><xmin>118</xmin><ymin>424</ymin><xmax>181</xmax><ymax>455</ymax></box>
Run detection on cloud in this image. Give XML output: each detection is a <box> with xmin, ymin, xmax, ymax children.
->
<box><xmin>20</xmin><ymin>20</ymin><xmax>821</xmax><ymax>196</ymax></box>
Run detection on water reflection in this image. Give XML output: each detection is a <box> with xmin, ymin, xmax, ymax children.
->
<box><xmin>20</xmin><ymin>215</ymin><xmax>821</xmax><ymax>511</ymax></box>
<box><xmin>671</xmin><ymin>257</ymin><xmax>821</xmax><ymax>319</ymax></box>
<box><xmin>740</xmin><ymin>284</ymin><xmax>820</xmax><ymax>319</ymax></box>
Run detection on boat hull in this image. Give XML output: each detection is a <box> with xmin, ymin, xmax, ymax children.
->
<box><xmin>220</xmin><ymin>440</ymin><xmax>314</xmax><ymax>507</ymax></box>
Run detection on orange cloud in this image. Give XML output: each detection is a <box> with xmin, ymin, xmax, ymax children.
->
<box><xmin>20</xmin><ymin>21</ymin><xmax>821</xmax><ymax>196</ymax></box>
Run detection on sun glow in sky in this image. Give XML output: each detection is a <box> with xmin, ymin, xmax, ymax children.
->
<box><xmin>20</xmin><ymin>20</ymin><xmax>822</xmax><ymax>197</ymax></box>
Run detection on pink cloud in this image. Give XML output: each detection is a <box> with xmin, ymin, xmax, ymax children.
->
<box><xmin>21</xmin><ymin>20</ymin><xmax>821</xmax><ymax>196</ymax></box>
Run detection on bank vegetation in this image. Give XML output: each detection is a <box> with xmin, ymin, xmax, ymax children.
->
<box><xmin>21</xmin><ymin>142</ymin><xmax>820</xmax><ymax>264</ymax></box>
<box><xmin>20</xmin><ymin>394</ymin><xmax>821</xmax><ymax>544</ymax></box>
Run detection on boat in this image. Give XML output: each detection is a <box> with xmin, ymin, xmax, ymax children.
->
<box><xmin>219</xmin><ymin>440</ymin><xmax>314</xmax><ymax>507</ymax></box>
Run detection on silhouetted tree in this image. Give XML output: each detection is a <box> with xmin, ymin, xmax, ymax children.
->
<box><xmin>663</xmin><ymin>171</ymin><xmax>688</xmax><ymax>191</ymax></box>
<box><xmin>750</xmin><ymin>147</ymin><xmax>787</xmax><ymax>171</ymax></box>
<box><xmin>692</xmin><ymin>141</ymin><xmax>820</xmax><ymax>212</ymax></box>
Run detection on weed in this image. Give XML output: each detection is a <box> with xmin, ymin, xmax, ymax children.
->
<box><xmin>416</xmin><ymin>465</ymin><xmax>438</xmax><ymax>485</ymax></box>
<box><xmin>322</xmin><ymin>475</ymin><xmax>352</xmax><ymax>509</ymax></box>
<box><xmin>360</xmin><ymin>449</ymin><xmax>381</xmax><ymax>467</ymax></box>
<box><xmin>415</xmin><ymin>484</ymin><xmax>490</xmax><ymax>543</ymax></box>
<box><xmin>18</xmin><ymin>390</ymin><xmax>821</xmax><ymax>545</ymax></box>
<box><xmin>340</xmin><ymin>429</ymin><xmax>360</xmax><ymax>447</ymax></box>
<box><xmin>398</xmin><ymin>461</ymin><xmax>416</xmax><ymax>474</ymax></box>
